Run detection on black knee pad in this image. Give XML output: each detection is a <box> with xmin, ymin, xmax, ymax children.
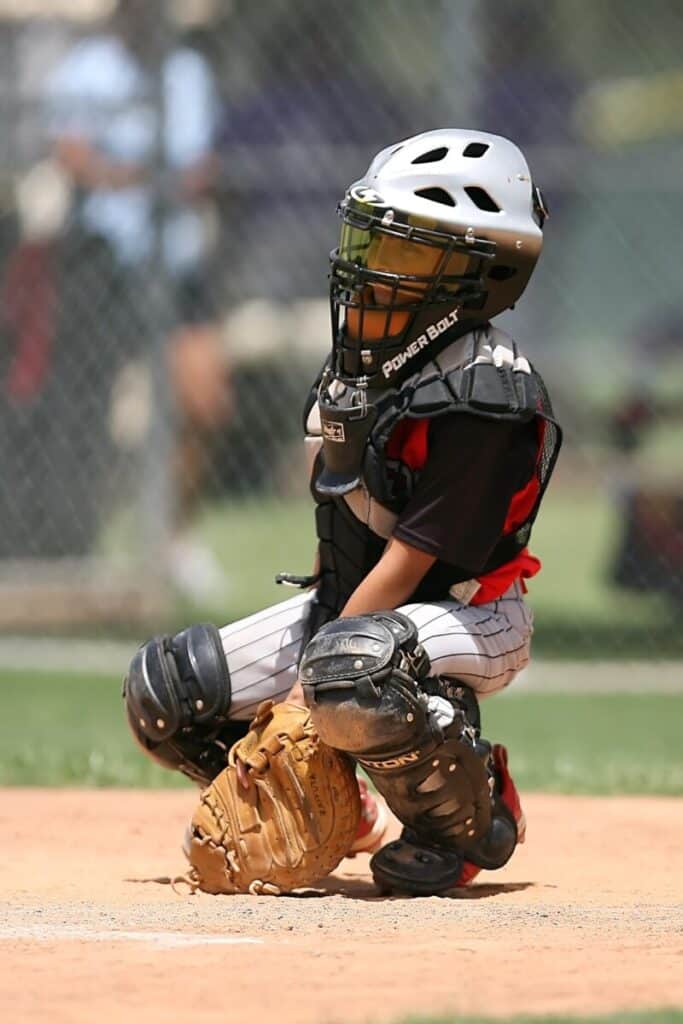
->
<box><xmin>123</xmin><ymin>623</ymin><xmax>238</xmax><ymax>785</ymax></box>
<box><xmin>300</xmin><ymin>610</ymin><xmax>430</xmax><ymax>756</ymax></box>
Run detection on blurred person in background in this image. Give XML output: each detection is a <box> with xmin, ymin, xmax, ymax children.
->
<box><xmin>215</xmin><ymin>0</ymin><xmax>418</xmax><ymax>303</ymax></box>
<box><xmin>608</xmin><ymin>313</ymin><xmax>683</xmax><ymax>608</ymax></box>
<box><xmin>44</xmin><ymin>0</ymin><xmax>232</xmax><ymax>601</ymax></box>
<box><xmin>0</xmin><ymin>160</ymin><xmax>127</xmax><ymax>560</ymax></box>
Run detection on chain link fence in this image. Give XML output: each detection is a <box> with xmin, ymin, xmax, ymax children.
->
<box><xmin>0</xmin><ymin>0</ymin><xmax>682</xmax><ymax>654</ymax></box>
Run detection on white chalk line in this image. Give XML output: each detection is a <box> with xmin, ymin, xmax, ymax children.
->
<box><xmin>0</xmin><ymin>924</ymin><xmax>262</xmax><ymax>948</ymax></box>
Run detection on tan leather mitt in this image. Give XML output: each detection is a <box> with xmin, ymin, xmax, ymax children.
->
<box><xmin>183</xmin><ymin>700</ymin><xmax>361</xmax><ymax>895</ymax></box>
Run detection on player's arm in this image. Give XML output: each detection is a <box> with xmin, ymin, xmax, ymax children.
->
<box><xmin>53</xmin><ymin>137</ymin><xmax>146</xmax><ymax>190</ymax></box>
<box><xmin>340</xmin><ymin>536</ymin><xmax>435</xmax><ymax>617</ymax></box>
<box><xmin>284</xmin><ymin>539</ymin><xmax>432</xmax><ymax>706</ymax></box>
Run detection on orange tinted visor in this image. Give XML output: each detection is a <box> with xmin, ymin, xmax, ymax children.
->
<box><xmin>338</xmin><ymin>218</ymin><xmax>473</xmax><ymax>291</ymax></box>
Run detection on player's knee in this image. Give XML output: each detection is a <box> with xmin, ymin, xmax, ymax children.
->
<box><xmin>299</xmin><ymin>612</ymin><xmax>486</xmax><ymax>762</ymax></box>
<box><xmin>124</xmin><ymin>622</ymin><xmax>231</xmax><ymax>742</ymax></box>
<box><xmin>123</xmin><ymin>623</ymin><xmax>232</xmax><ymax>779</ymax></box>
<box><xmin>300</xmin><ymin>610</ymin><xmax>432</xmax><ymax>756</ymax></box>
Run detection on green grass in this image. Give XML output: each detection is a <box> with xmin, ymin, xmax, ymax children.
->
<box><xmin>101</xmin><ymin>483</ymin><xmax>683</xmax><ymax>657</ymax></box>
<box><xmin>3</xmin><ymin>668</ymin><xmax>682</xmax><ymax>793</ymax></box>
<box><xmin>485</xmin><ymin>693</ymin><xmax>683</xmax><ymax>795</ymax></box>
<box><xmin>167</xmin><ymin>487</ymin><xmax>683</xmax><ymax>660</ymax></box>
<box><xmin>395</xmin><ymin>1012</ymin><xmax>683</xmax><ymax>1024</ymax></box>
<box><xmin>2</xmin><ymin>669</ymin><xmax>191</xmax><ymax>788</ymax></box>
<box><xmin>172</xmin><ymin>495</ymin><xmax>316</xmax><ymax>627</ymax></box>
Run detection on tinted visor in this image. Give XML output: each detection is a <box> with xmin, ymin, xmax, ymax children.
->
<box><xmin>339</xmin><ymin>219</ymin><xmax>473</xmax><ymax>292</ymax></box>
<box><xmin>337</xmin><ymin>217</ymin><xmax>474</xmax><ymax>303</ymax></box>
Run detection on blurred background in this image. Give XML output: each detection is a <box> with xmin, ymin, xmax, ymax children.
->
<box><xmin>1</xmin><ymin>0</ymin><xmax>682</xmax><ymax>674</ymax></box>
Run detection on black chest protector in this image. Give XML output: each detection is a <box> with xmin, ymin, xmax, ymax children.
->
<box><xmin>303</xmin><ymin>326</ymin><xmax>561</xmax><ymax>637</ymax></box>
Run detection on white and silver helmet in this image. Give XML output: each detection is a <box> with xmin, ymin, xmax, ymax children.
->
<box><xmin>329</xmin><ymin>128</ymin><xmax>548</xmax><ymax>387</ymax></box>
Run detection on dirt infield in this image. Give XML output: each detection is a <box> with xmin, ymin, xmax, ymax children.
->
<box><xmin>1</xmin><ymin>789</ymin><xmax>681</xmax><ymax>1024</ymax></box>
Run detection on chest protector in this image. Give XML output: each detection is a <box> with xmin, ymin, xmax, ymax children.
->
<box><xmin>303</xmin><ymin>325</ymin><xmax>561</xmax><ymax>636</ymax></box>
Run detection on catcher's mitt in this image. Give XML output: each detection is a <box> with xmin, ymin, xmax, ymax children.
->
<box><xmin>183</xmin><ymin>700</ymin><xmax>361</xmax><ymax>895</ymax></box>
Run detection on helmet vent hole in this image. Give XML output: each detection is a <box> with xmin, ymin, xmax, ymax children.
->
<box><xmin>464</xmin><ymin>186</ymin><xmax>500</xmax><ymax>213</ymax></box>
<box><xmin>488</xmin><ymin>265</ymin><xmax>517</xmax><ymax>281</ymax></box>
<box><xmin>411</xmin><ymin>146</ymin><xmax>448</xmax><ymax>165</ymax></box>
<box><xmin>414</xmin><ymin>186</ymin><xmax>456</xmax><ymax>207</ymax></box>
<box><xmin>463</xmin><ymin>142</ymin><xmax>489</xmax><ymax>158</ymax></box>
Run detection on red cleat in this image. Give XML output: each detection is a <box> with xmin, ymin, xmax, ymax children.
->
<box><xmin>493</xmin><ymin>742</ymin><xmax>527</xmax><ymax>844</ymax></box>
<box><xmin>456</xmin><ymin>743</ymin><xmax>526</xmax><ymax>886</ymax></box>
<box><xmin>348</xmin><ymin>777</ymin><xmax>390</xmax><ymax>856</ymax></box>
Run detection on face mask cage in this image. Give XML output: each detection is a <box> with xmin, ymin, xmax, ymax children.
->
<box><xmin>532</xmin><ymin>184</ymin><xmax>549</xmax><ymax>228</ymax></box>
<box><xmin>328</xmin><ymin>197</ymin><xmax>496</xmax><ymax>383</ymax></box>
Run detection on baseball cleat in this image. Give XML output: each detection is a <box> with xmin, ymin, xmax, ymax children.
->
<box><xmin>371</xmin><ymin>831</ymin><xmax>465</xmax><ymax>895</ymax></box>
<box><xmin>348</xmin><ymin>777</ymin><xmax>390</xmax><ymax>856</ymax></box>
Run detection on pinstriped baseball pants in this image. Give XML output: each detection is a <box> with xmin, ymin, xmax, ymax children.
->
<box><xmin>219</xmin><ymin>580</ymin><xmax>533</xmax><ymax>720</ymax></box>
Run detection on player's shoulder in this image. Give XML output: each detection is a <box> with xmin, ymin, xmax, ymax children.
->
<box><xmin>436</xmin><ymin>323</ymin><xmax>532</xmax><ymax>376</ymax></box>
<box><xmin>412</xmin><ymin>323</ymin><xmax>546</xmax><ymax>422</ymax></box>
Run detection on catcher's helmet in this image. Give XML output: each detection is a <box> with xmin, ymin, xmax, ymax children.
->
<box><xmin>329</xmin><ymin>128</ymin><xmax>547</xmax><ymax>388</ymax></box>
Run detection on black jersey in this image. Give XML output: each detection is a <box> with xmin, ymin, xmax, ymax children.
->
<box><xmin>394</xmin><ymin>414</ymin><xmax>539</xmax><ymax>573</ymax></box>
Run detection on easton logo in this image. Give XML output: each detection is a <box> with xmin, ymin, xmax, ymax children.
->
<box><xmin>382</xmin><ymin>308</ymin><xmax>460</xmax><ymax>379</ymax></box>
<box><xmin>358</xmin><ymin>751</ymin><xmax>421</xmax><ymax>771</ymax></box>
<box><xmin>322</xmin><ymin>421</ymin><xmax>346</xmax><ymax>443</ymax></box>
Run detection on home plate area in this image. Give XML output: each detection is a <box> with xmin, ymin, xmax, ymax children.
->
<box><xmin>1</xmin><ymin>789</ymin><xmax>681</xmax><ymax>1024</ymax></box>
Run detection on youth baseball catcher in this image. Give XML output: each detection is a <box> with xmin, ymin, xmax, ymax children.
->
<box><xmin>124</xmin><ymin>128</ymin><xmax>561</xmax><ymax>896</ymax></box>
